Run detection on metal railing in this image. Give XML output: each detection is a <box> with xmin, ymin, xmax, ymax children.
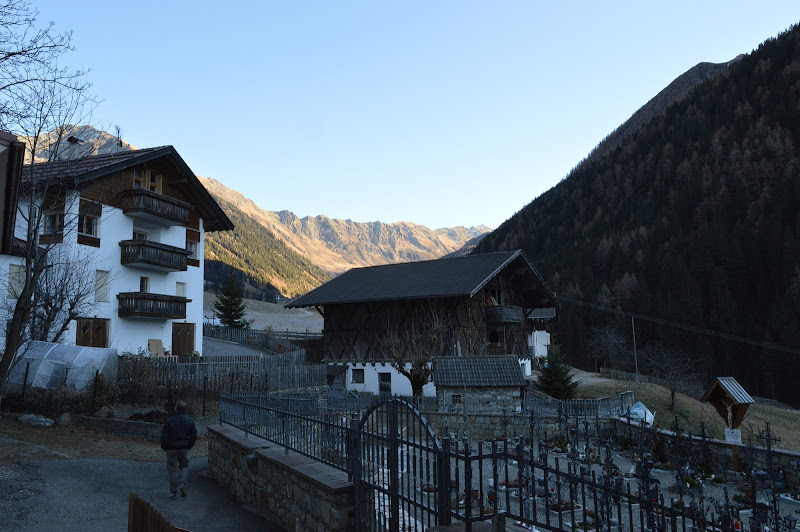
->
<box><xmin>217</xmin><ymin>393</ymin><xmax>775</xmax><ymax>531</ymax></box>
<box><xmin>524</xmin><ymin>391</ymin><xmax>636</xmax><ymax>418</ymax></box>
<box><xmin>203</xmin><ymin>324</ymin><xmax>306</xmax><ymax>360</ymax></box>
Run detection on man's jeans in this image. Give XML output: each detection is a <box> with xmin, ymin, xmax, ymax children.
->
<box><xmin>166</xmin><ymin>449</ymin><xmax>189</xmax><ymax>493</ymax></box>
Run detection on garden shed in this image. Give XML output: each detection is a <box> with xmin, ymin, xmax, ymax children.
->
<box><xmin>5</xmin><ymin>341</ymin><xmax>118</xmax><ymax>392</ymax></box>
<box><xmin>433</xmin><ymin>355</ymin><xmax>525</xmax><ymax>413</ymax></box>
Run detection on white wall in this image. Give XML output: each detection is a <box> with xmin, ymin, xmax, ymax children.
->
<box><xmin>3</xmin><ymin>191</ymin><xmax>207</xmax><ymax>356</ymax></box>
<box><xmin>341</xmin><ymin>362</ymin><xmax>437</xmax><ymax>397</ymax></box>
<box><xmin>529</xmin><ymin>330</ymin><xmax>550</xmax><ymax>358</ymax></box>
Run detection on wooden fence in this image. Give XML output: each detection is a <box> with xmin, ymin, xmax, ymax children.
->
<box><xmin>117</xmin><ymin>355</ymin><xmax>327</xmax><ymax>405</ymax></box>
<box><xmin>128</xmin><ymin>492</ymin><xmax>183</xmax><ymax>532</ymax></box>
<box><xmin>600</xmin><ymin>367</ymin><xmax>705</xmax><ymax>398</ymax></box>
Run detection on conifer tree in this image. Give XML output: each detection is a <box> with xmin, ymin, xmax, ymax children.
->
<box><xmin>537</xmin><ymin>351</ymin><xmax>579</xmax><ymax>400</ymax></box>
<box><xmin>213</xmin><ymin>270</ymin><xmax>250</xmax><ymax>328</ymax></box>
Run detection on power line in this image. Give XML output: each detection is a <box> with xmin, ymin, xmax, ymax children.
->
<box><xmin>558</xmin><ymin>296</ymin><xmax>800</xmax><ymax>356</ymax></box>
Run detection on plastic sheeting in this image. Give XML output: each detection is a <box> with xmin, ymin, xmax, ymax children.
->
<box><xmin>5</xmin><ymin>341</ymin><xmax>118</xmax><ymax>392</ymax></box>
<box><xmin>625</xmin><ymin>401</ymin><xmax>655</xmax><ymax>426</ymax></box>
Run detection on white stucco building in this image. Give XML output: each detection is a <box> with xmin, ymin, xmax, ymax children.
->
<box><xmin>0</xmin><ymin>143</ymin><xmax>233</xmax><ymax>356</ymax></box>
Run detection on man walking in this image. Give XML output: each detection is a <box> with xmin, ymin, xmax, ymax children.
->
<box><xmin>161</xmin><ymin>400</ymin><xmax>197</xmax><ymax>499</ymax></box>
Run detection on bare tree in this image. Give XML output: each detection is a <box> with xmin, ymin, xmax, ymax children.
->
<box><xmin>586</xmin><ymin>324</ymin><xmax>629</xmax><ymax>371</ymax></box>
<box><xmin>0</xmin><ymin>1</ymin><xmax>95</xmax><ymax>405</ymax></box>
<box><xmin>382</xmin><ymin>302</ymin><xmax>451</xmax><ymax>397</ymax></box>
<box><xmin>640</xmin><ymin>343</ymin><xmax>700</xmax><ymax>411</ymax></box>
<box><xmin>26</xmin><ymin>247</ymin><xmax>97</xmax><ymax>343</ymax></box>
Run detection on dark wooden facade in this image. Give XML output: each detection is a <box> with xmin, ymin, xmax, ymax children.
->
<box><xmin>322</xmin><ymin>269</ymin><xmax>546</xmax><ymax>363</ymax></box>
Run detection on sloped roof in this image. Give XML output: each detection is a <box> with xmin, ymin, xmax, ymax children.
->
<box><xmin>433</xmin><ymin>356</ymin><xmax>525</xmax><ymax>388</ymax></box>
<box><xmin>528</xmin><ymin>307</ymin><xmax>557</xmax><ymax>319</ymax></box>
<box><xmin>23</xmin><ymin>146</ymin><xmax>233</xmax><ymax>232</ymax></box>
<box><xmin>701</xmin><ymin>376</ymin><xmax>754</xmax><ymax>405</ymax></box>
<box><xmin>287</xmin><ymin>250</ymin><xmax>558</xmax><ymax>308</ymax></box>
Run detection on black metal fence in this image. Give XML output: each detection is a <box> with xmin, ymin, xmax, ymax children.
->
<box><xmin>218</xmin><ymin>393</ymin><xmax>797</xmax><ymax>531</ymax></box>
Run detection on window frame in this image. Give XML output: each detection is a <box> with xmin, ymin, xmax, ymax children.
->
<box><xmin>351</xmin><ymin>368</ymin><xmax>365</xmax><ymax>384</ymax></box>
<box><xmin>7</xmin><ymin>264</ymin><xmax>25</xmax><ymax>298</ymax></box>
<box><xmin>134</xmin><ymin>168</ymin><xmax>161</xmax><ymax>193</ymax></box>
<box><xmin>78</xmin><ymin>213</ymin><xmax>99</xmax><ymax>237</ymax></box>
<box><xmin>139</xmin><ymin>276</ymin><xmax>149</xmax><ymax>293</ymax></box>
<box><xmin>95</xmin><ymin>270</ymin><xmax>110</xmax><ymax>302</ymax></box>
<box><xmin>43</xmin><ymin>211</ymin><xmax>65</xmax><ymax>235</ymax></box>
<box><xmin>186</xmin><ymin>240</ymin><xmax>198</xmax><ymax>259</ymax></box>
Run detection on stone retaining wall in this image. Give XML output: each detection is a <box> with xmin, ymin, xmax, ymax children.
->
<box><xmin>72</xmin><ymin>414</ymin><xmax>217</xmax><ymax>441</ymax></box>
<box><xmin>207</xmin><ymin>424</ymin><xmax>354</xmax><ymax>532</ymax></box>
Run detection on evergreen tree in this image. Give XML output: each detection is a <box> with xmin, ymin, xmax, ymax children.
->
<box><xmin>537</xmin><ymin>352</ymin><xmax>579</xmax><ymax>400</ymax></box>
<box><xmin>213</xmin><ymin>270</ymin><xmax>250</xmax><ymax>328</ymax></box>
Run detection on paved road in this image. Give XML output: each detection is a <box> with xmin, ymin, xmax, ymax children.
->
<box><xmin>0</xmin><ymin>455</ymin><xmax>285</xmax><ymax>531</ymax></box>
<box><xmin>202</xmin><ymin>337</ymin><xmax>272</xmax><ymax>358</ymax></box>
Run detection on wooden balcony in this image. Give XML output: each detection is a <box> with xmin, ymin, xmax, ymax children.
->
<box><xmin>117</xmin><ymin>292</ymin><xmax>191</xmax><ymax>319</ymax></box>
<box><xmin>119</xmin><ymin>239</ymin><xmax>189</xmax><ymax>272</ymax></box>
<box><xmin>119</xmin><ymin>189</ymin><xmax>190</xmax><ymax>226</ymax></box>
<box><xmin>485</xmin><ymin>305</ymin><xmax>524</xmax><ymax>324</ymax></box>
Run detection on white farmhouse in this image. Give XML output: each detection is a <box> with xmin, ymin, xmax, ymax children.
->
<box><xmin>0</xmin><ymin>140</ymin><xmax>233</xmax><ymax>356</ymax></box>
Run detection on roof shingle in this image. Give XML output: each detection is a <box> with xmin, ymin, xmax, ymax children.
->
<box><xmin>287</xmin><ymin>250</ymin><xmax>557</xmax><ymax>308</ymax></box>
<box><xmin>433</xmin><ymin>356</ymin><xmax>525</xmax><ymax>387</ymax></box>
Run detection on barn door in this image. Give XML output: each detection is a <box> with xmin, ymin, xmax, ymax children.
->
<box><xmin>172</xmin><ymin>322</ymin><xmax>195</xmax><ymax>357</ymax></box>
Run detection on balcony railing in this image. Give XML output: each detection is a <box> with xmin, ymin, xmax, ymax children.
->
<box><xmin>117</xmin><ymin>292</ymin><xmax>191</xmax><ymax>319</ymax></box>
<box><xmin>119</xmin><ymin>239</ymin><xmax>189</xmax><ymax>272</ymax></box>
<box><xmin>485</xmin><ymin>305</ymin><xmax>524</xmax><ymax>324</ymax></box>
<box><xmin>119</xmin><ymin>189</ymin><xmax>191</xmax><ymax>226</ymax></box>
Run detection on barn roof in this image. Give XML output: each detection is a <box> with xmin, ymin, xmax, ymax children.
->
<box><xmin>286</xmin><ymin>250</ymin><xmax>558</xmax><ymax>308</ymax></box>
<box><xmin>23</xmin><ymin>146</ymin><xmax>233</xmax><ymax>232</ymax></box>
<box><xmin>433</xmin><ymin>356</ymin><xmax>525</xmax><ymax>388</ymax></box>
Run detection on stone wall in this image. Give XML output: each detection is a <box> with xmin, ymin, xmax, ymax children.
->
<box><xmin>72</xmin><ymin>414</ymin><xmax>217</xmax><ymax>441</ymax></box>
<box><xmin>207</xmin><ymin>424</ymin><xmax>354</xmax><ymax>532</ymax></box>
<box><xmin>436</xmin><ymin>387</ymin><xmax>522</xmax><ymax>415</ymax></box>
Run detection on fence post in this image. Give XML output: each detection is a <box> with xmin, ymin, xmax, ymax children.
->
<box><xmin>21</xmin><ymin>362</ymin><xmax>30</xmax><ymax>402</ymax></box>
<box><xmin>438</xmin><ymin>436</ymin><xmax>452</xmax><ymax>525</ymax></box>
<box><xmin>349</xmin><ymin>418</ymin><xmax>363</xmax><ymax>531</ymax></box>
<box><xmin>91</xmin><ymin>370</ymin><xmax>99</xmax><ymax>413</ymax></box>
<box><xmin>202</xmin><ymin>375</ymin><xmax>207</xmax><ymax>417</ymax></box>
<box><xmin>388</xmin><ymin>400</ymin><xmax>400</xmax><ymax>531</ymax></box>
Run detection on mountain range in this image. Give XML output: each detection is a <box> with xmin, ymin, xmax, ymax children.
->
<box><xmin>200</xmin><ymin>176</ymin><xmax>490</xmax><ymax>298</ymax></box>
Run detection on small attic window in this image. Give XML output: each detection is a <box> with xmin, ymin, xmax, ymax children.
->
<box><xmin>134</xmin><ymin>169</ymin><xmax>161</xmax><ymax>193</ymax></box>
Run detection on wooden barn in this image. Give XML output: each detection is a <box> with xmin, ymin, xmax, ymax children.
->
<box><xmin>286</xmin><ymin>250</ymin><xmax>558</xmax><ymax>396</ymax></box>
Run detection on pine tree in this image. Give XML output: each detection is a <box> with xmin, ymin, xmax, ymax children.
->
<box><xmin>537</xmin><ymin>352</ymin><xmax>579</xmax><ymax>400</ymax></box>
<box><xmin>213</xmin><ymin>270</ymin><xmax>250</xmax><ymax>328</ymax></box>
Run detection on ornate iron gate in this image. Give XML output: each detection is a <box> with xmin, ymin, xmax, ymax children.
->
<box><xmin>352</xmin><ymin>399</ymin><xmax>450</xmax><ymax>532</ymax></box>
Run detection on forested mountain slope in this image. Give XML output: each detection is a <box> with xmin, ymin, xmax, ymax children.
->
<box><xmin>475</xmin><ymin>24</ymin><xmax>800</xmax><ymax>404</ymax></box>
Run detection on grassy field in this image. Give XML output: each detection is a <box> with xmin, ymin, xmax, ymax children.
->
<box><xmin>203</xmin><ymin>291</ymin><xmax>323</xmax><ymax>333</ymax></box>
<box><xmin>569</xmin><ymin>368</ymin><xmax>800</xmax><ymax>452</ymax></box>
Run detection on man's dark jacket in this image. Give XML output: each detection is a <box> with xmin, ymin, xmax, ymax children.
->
<box><xmin>161</xmin><ymin>412</ymin><xmax>197</xmax><ymax>451</ymax></box>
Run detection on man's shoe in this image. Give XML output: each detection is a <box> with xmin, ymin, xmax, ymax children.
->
<box><xmin>169</xmin><ymin>492</ymin><xmax>177</xmax><ymax>500</ymax></box>
<box><xmin>179</xmin><ymin>485</ymin><xmax>186</xmax><ymax>497</ymax></box>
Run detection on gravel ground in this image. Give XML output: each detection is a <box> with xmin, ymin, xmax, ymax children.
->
<box><xmin>0</xmin><ymin>415</ymin><xmax>283</xmax><ymax>531</ymax></box>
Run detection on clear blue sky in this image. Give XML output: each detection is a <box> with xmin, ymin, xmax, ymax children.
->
<box><xmin>35</xmin><ymin>1</ymin><xmax>800</xmax><ymax>229</ymax></box>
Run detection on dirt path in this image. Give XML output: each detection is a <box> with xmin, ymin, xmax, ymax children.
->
<box><xmin>0</xmin><ymin>415</ymin><xmax>282</xmax><ymax>531</ymax></box>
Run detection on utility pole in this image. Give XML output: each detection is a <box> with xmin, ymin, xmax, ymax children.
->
<box><xmin>631</xmin><ymin>316</ymin><xmax>639</xmax><ymax>382</ymax></box>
